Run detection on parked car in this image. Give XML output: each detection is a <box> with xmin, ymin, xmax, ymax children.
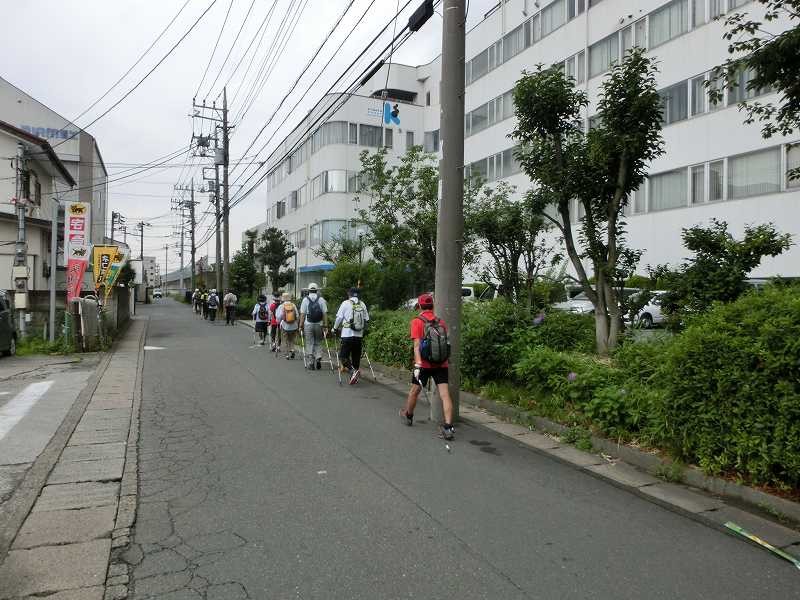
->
<box><xmin>153</xmin><ymin>288</ymin><xmax>163</xmax><ymax>299</ymax></box>
<box><xmin>0</xmin><ymin>292</ymin><xmax>18</xmax><ymax>357</ymax></box>
<box><xmin>551</xmin><ymin>288</ymin><xmax>642</xmax><ymax>315</ymax></box>
<box><xmin>626</xmin><ymin>291</ymin><xmax>666</xmax><ymax>328</ymax></box>
<box><xmin>403</xmin><ymin>287</ymin><xmax>476</xmax><ymax>310</ymax></box>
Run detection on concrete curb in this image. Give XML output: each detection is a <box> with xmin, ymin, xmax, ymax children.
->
<box><xmin>0</xmin><ymin>346</ymin><xmax>115</xmax><ymax>562</ymax></box>
<box><xmin>104</xmin><ymin>316</ymin><xmax>148</xmax><ymax>600</ymax></box>
<box><xmin>366</xmin><ymin>360</ymin><xmax>800</xmax><ymax>559</ymax></box>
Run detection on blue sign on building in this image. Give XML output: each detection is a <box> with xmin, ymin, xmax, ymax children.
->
<box><xmin>383</xmin><ymin>102</ymin><xmax>400</xmax><ymax>126</ymax></box>
<box><xmin>20</xmin><ymin>125</ymin><xmax>79</xmax><ymax>140</ymax></box>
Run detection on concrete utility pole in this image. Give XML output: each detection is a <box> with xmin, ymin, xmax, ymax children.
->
<box><xmin>222</xmin><ymin>87</ymin><xmax>230</xmax><ymax>291</ymax></box>
<box><xmin>214</xmin><ymin>161</ymin><xmax>222</xmax><ymax>293</ymax></box>
<box><xmin>434</xmin><ymin>0</ymin><xmax>466</xmax><ymax>420</ymax></box>
<box><xmin>189</xmin><ymin>184</ymin><xmax>196</xmax><ymax>290</ymax></box>
<box><xmin>164</xmin><ymin>244</ymin><xmax>169</xmax><ymax>292</ymax></box>
<box><xmin>49</xmin><ymin>194</ymin><xmax>58</xmax><ymax>342</ymax></box>
<box><xmin>13</xmin><ymin>143</ymin><xmax>28</xmax><ymax>337</ymax></box>
<box><xmin>174</xmin><ymin>178</ymin><xmax>199</xmax><ymax>290</ymax></box>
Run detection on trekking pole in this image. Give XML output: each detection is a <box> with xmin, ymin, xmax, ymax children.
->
<box><xmin>300</xmin><ymin>327</ymin><xmax>308</xmax><ymax>369</ymax></box>
<box><xmin>322</xmin><ymin>329</ymin><xmax>336</xmax><ymax>375</ymax></box>
<box><xmin>333</xmin><ymin>332</ymin><xmax>343</xmax><ymax>386</ymax></box>
<box><xmin>362</xmin><ymin>348</ymin><xmax>377</xmax><ymax>381</ymax></box>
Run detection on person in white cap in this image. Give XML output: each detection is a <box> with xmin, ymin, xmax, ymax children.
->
<box><xmin>299</xmin><ymin>283</ymin><xmax>328</xmax><ymax>370</ymax></box>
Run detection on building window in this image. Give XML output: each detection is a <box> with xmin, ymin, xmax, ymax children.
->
<box><xmin>424</xmin><ymin>130</ymin><xmax>440</xmax><ymax>153</ymax></box>
<box><xmin>709</xmin><ymin>0</ymin><xmax>725</xmax><ymax>18</ymax></box>
<box><xmin>589</xmin><ymin>32</ymin><xmax>619</xmax><ymax>78</ymax></box>
<box><xmin>325</xmin><ymin>170</ymin><xmax>348</xmax><ymax>194</ymax></box>
<box><xmin>322</xmin><ymin>220</ymin><xmax>347</xmax><ymax>243</ymax></box>
<box><xmin>359</xmin><ymin>124</ymin><xmax>382</xmax><ymax>147</ymax></box>
<box><xmin>296</xmin><ymin>228</ymin><xmax>307</xmax><ymax>249</ymax></box>
<box><xmin>310</xmin><ymin>223</ymin><xmax>321</xmax><ymax>247</ymax></box>
<box><xmin>649</xmin><ymin>0</ymin><xmax>689</xmax><ymax>49</ymax></box>
<box><xmin>649</xmin><ymin>168</ymin><xmax>688</xmax><ymax>211</ymax></box>
<box><xmin>630</xmin><ymin>187</ymin><xmax>646</xmax><ymax>214</ymax></box>
<box><xmin>289</xmin><ymin>190</ymin><xmax>299</xmax><ymax>211</ymax></box>
<box><xmin>709</xmin><ymin>160</ymin><xmax>724</xmax><ymax>201</ymax></box>
<box><xmin>406</xmin><ymin>131</ymin><xmax>415</xmax><ymax>149</ymax></box>
<box><xmin>692</xmin><ymin>0</ymin><xmax>705</xmax><ymax>27</ymax></box>
<box><xmin>690</xmin><ymin>75</ymin><xmax>706</xmax><ymax>116</ymax></box>
<box><xmin>384</xmin><ymin>128</ymin><xmax>393</xmax><ymax>148</ymax></box>
<box><xmin>634</xmin><ymin>18</ymin><xmax>647</xmax><ymax>48</ymax></box>
<box><xmin>347</xmin><ymin>171</ymin><xmax>360</xmax><ymax>193</ymax></box>
<box><xmin>425</xmin><ymin>91</ymin><xmax>431</xmax><ymax>106</ymax></box>
<box><xmin>276</xmin><ymin>199</ymin><xmax>287</xmax><ymax>219</ymax></box>
<box><xmin>788</xmin><ymin>144</ymin><xmax>800</xmax><ymax>189</ymax></box>
<box><xmin>728</xmin><ymin>147</ymin><xmax>781</xmax><ymax>199</ymax></box>
<box><xmin>503</xmin><ymin>24</ymin><xmax>525</xmax><ymax>62</ymax></box>
<box><xmin>691</xmin><ymin>164</ymin><xmax>705</xmax><ymax>204</ymax></box>
<box><xmin>659</xmin><ymin>81</ymin><xmax>688</xmax><ymax>125</ymax></box>
<box><xmin>349</xmin><ymin>123</ymin><xmax>358</xmax><ymax>144</ymax></box>
<box><xmin>541</xmin><ymin>0</ymin><xmax>567</xmax><ymax>37</ymax></box>
<box><xmin>728</xmin><ymin>66</ymin><xmax>771</xmax><ymax>105</ymax></box>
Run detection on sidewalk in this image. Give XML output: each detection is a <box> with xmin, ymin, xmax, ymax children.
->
<box><xmin>0</xmin><ymin>317</ymin><xmax>147</xmax><ymax>600</ymax></box>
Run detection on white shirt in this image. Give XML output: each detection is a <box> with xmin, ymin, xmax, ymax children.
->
<box><xmin>334</xmin><ymin>297</ymin><xmax>370</xmax><ymax>338</ymax></box>
<box><xmin>275</xmin><ymin>301</ymin><xmax>299</xmax><ymax>331</ymax></box>
<box><xmin>224</xmin><ymin>292</ymin><xmax>237</xmax><ymax>307</ymax></box>
<box><xmin>300</xmin><ymin>294</ymin><xmax>328</xmax><ymax>324</ymax></box>
<box><xmin>251</xmin><ymin>302</ymin><xmax>270</xmax><ymax>322</ymax></box>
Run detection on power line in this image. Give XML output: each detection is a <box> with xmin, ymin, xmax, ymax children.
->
<box><xmin>204</xmin><ymin>0</ymin><xmax>258</xmax><ymax>100</ymax></box>
<box><xmin>50</xmin><ymin>0</ymin><xmax>219</xmax><ymax>150</ymax></box>
<box><xmin>193</xmin><ymin>0</ymin><xmax>234</xmax><ymax>99</ymax></box>
<box><xmin>72</xmin><ymin>0</ymin><xmax>194</xmax><ymax>126</ymax></box>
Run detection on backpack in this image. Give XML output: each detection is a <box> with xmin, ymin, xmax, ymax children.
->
<box><xmin>283</xmin><ymin>302</ymin><xmax>297</xmax><ymax>324</ymax></box>
<box><xmin>269</xmin><ymin>302</ymin><xmax>279</xmax><ymax>324</ymax></box>
<box><xmin>306</xmin><ymin>297</ymin><xmax>323</xmax><ymax>323</ymax></box>
<box><xmin>348</xmin><ymin>300</ymin><xmax>366</xmax><ymax>332</ymax></box>
<box><xmin>417</xmin><ymin>315</ymin><xmax>450</xmax><ymax>364</ymax></box>
<box><xmin>208</xmin><ymin>294</ymin><xmax>218</xmax><ymax>308</ymax></box>
<box><xmin>257</xmin><ymin>303</ymin><xmax>268</xmax><ymax>321</ymax></box>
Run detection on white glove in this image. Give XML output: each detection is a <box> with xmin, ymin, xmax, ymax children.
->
<box><xmin>413</xmin><ymin>364</ymin><xmax>422</xmax><ymax>382</ymax></box>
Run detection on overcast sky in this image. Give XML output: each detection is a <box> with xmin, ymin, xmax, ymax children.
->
<box><xmin>0</xmin><ymin>0</ymin><xmax>497</xmax><ymax>275</ymax></box>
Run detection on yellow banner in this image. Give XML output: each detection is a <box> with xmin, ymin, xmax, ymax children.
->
<box><xmin>103</xmin><ymin>248</ymin><xmax>129</xmax><ymax>303</ymax></box>
<box><xmin>92</xmin><ymin>245</ymin><xmax>119</xmax><ymax>292</ymax></box>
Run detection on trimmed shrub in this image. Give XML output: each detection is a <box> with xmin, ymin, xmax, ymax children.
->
<box><xmin>654</xmin><ymin>285</ymin><xmax>800</xmax><ymax>488</ymax></box>
<box><xmin>364</xmin><ymin>310</ymin><xmax>412</xmax><ymax>368</ymax></box>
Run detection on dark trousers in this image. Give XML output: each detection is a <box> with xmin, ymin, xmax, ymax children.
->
<box><xmin>339</xmin><ymin>337</ymin><xmax>362</xmax><ymax>370</ymax></box>
<box><xmin>225</xmin><ymin>306</ymin><xmax>235</xmax><ymax>325</ymax></box>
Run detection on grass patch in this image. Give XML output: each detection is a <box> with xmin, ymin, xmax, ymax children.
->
<box><xmin>16</xmin><ymin>336</ymin><xmax>74</xmax><ymax>356</ymax></box>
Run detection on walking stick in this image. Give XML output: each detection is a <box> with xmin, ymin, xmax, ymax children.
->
<box><xmin>322</xmin><ymin>328</ymin><xmax>336</xmax><ymax>375</ymax></box>
<box><xmin>362</xmin><ymin>348</ymin><xmax>377</xmax><ymax>381</ymax></box>
<box><xmin>300</xmin><ymin>326</ymin><xmax>308</xmax><ymax>368</ymax></box>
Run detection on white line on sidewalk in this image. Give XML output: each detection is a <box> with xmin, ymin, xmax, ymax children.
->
<box><xmin>0</xmin><ymin>381</ymin><xmax>54</xmax><ymax>441</ymax></box>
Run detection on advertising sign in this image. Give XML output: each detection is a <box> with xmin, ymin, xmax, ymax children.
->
<box><xmin>64</xmin><ymin>202</ymin><xmax>91</xmax><ymax>304</ymax></box>
<box><xmin>92</xmin><ymin>245</ymin><xmax>118</xmax><ymax>292</ymax></box>
<box><xmin>103</xmin><ymin>247</ymin><xmax>129</xmax><ymax>304</ymax></box>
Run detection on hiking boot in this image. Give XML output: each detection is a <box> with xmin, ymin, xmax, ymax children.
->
<box><xmin>399</xmin><ymin>409</ymin><xmax>413</xmax><ymax>427</ymax></box>
<box><xmin>442</xmin><ymin>424</ymin><xmax>455</xmax><ymax>441</ymax></box>
<box><xmin>349</xmin><ymin>369</ymin><xmax>361</xmax><ymax>385</ymax></box>
<box><xmin>316</xmin><ymin>358</ymin><xmax>322</xmax><ymax>371</ymax></box>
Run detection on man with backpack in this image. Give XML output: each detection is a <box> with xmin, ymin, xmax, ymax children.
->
<box><xmin>275</xmin><ymin>292</ymin><xmax>299</xmax><ymax>359</ymax></box>
<box><xmin>299</xmin><ymin>283</ymin><xmax>328</xmax><ymax>370</ymax></box>
<box><xmin>269</xmin><ymin>293</ymin><xmax>281</xmax><ymax>352</ymax></box>
<box><xmin>251</xmin><ymin>294</ymin><xmax>270</xmax><ymax>345</ymax></box>
<box><xmin>399</xmin><ymin>293</ymin><xmax>455</xmax><ymax>441</ymax></box>
<box><xmin>223</xmin><ymin>289</ymin><xmax>238</xmax><ymax>325</ymax></box>
<box><xmin>201</xmin><ymin>289</ymin><xmax>209</xmax><ymax>319</ymax></box>
<box><xmin>207</xmin><ymin>289</ymin><xmax>219</xmax><ymax>322</ymax></box>
<box><xmin>333</xmin><ymin>287</ymin><xmax>369</xmax><ymax>385</ymax></box>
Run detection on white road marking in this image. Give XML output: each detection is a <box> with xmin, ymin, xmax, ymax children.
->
<box><xmin>0</xmin><ymin>381</ymin><xmax>54</xmax><ymax>441</ymax></box>
<box><xmin>143</xmin><ymin>346</ymin><xmax>166</xmax><ymax>351</ymax></box>
<box><xmin>0</xmin><ymin>392</ymin><xmax>9</xmax><ymax>396</ymax></box>
<box><xmin>317</xmin><ymin>470</ymin><xmax>327</xmax><ymax>475</ymax></box>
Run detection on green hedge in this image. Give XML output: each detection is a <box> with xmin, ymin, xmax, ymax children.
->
<box><xmin>363</xmin><ymin>288</ymin><xmax>800</xmax><ymax>489</ymax></box>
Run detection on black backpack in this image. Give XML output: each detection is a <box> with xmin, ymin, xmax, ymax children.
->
<box><xmin>257</xmin><ymin>303</ymin><xmax>268</xmax><ymax>321</ymax></box>
<box><xmin>417</xmin><ymin>315</ymin><xmax>450</xmax><ymax>364</ymax></box>
<box><xmin>307</xmin><ymin>297</ymin><xmax>323</xmax><ymax>323</ymax></box>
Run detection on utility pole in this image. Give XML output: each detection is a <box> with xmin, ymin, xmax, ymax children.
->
<box><xmin>164</xmin><ymin>244</ymin><xmax>169</xmax><ymax>292</ymax></box>
<box><xmin>434</xmin><ymin>0</ymin><xmax>466</xmax><ymax>420</ymax></box>
<box><xmin>13</xmin><ymin>143</ymin><xmax>28</xmax><ymax>337</ymax></box>
<box><xmin>49</xmin><ymin>193</ymin><xmax>58</xmax><ymax>342</ymax></box>
<box><xmin>189</xmin><ymin>186</ymin><xmax>196</xmax><ymax>290</ymax></box>
<box><xmin>110</xmin><ymin>211</ymin><xmax>116</xmax><ymax>243</ymax></box>
<box><xmin>222</xmin><ymin>87</ymin><xmax>230</xmax><ymax>291</ymax></box>
<box><xmin>174</xmin><ymin>178</ymin><xmax>199</xmax><ymax>291</ymax></box>
<box><xmin>213</xmin><ymin>165</ymin><xmax>222</xmax><ymax>292</ymax></box>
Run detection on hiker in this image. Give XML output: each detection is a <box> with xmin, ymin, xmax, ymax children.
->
<box><xmin>201</xmin><ymin>289</ymin><xmax>209</xmax><ymax>319</ymax></box>
<box><xmin>299</xmin><ymin>283</ymin><xmax>328</xmax><ymax>370</ymax></box>
<box><xmin>192</xmin><ymin>288</ymin><xmax>201</xmax><ymax>314</ymax></box>
<box><xmin>399</xmin><ymin>293</ymin><xmax>455</xmax><ymax>440</ymax></box>
<box><xmin>251</xmin><ymin>294</ymin><xmax>270</xmax><ymax>345</ymax></box>
<box><xmin>275</xmin><ymin>292</ymin><xmax>299</xmax><ymax>359</ymax></box>
<box><xmin>333</xmin><ymin>287</ymin><xmax>369</xmax><ymax>385</ymax></box>
<box><xmin>207</xmin><ymin>289</ymin><xmax>219</xmax><ymax>322</ymax></box>
<box><xmin>223</xmin><ymin>289</ymin><xmax>238</xmax><ymax>325</ymax></box>
<box><xmin>269</xmin><ymin>292</ymin><xmax>281</xmax><ymax>352</ymax></box>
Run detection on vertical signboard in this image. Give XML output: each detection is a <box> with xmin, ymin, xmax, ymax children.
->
<box><xmin>64</xmin><ymin>201</ymin><xmax>91</xmax><ymax>304</ymax></box>
<box><xmin>103</xmin><ymin>247</ymin><xmax>129</xmax><ymax>304</ymax></box>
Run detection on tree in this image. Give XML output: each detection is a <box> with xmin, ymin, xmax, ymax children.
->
<box><xmin>313</xmin><ymin>234</ymin><xmax>361</xmax><ymax>265</ymax></box>
<box><xmin>229</xmin><ymin>246</ymin><xmax>257</xmax><ymax>297</ymax></box>
<box><xmin>709</xmin><ymin>1</ymin><xmax>800</xmax><ymax>183</ymax></box>
<box><xmin>465</xmin><ymin>182</ymin><xmax>560</xmax><ymax>307</ymax></box>
<box><xmin>512</xmin><ymin>48</ymin><xmax>664</xmax><ymax>354</ymax></box>
<box><xmin>256</xmin><ymin>227</ymin><xmax>295</xmax><ymax>293</ymax></box>
<box><xmin>651</xmin><ymin>219</ymin><xmax>792</xmax><ymax>328</ymax></box>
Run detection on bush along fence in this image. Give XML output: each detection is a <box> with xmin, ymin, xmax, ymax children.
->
<box><xmin>365</xmin><ymin>285</ymin><xmax>800</xmax><ymax>494</ymax></box>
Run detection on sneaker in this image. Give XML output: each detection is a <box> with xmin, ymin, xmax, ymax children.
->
<box><xmin>316</xmin><ymin>358</ymin><xmax>322</xmax><ymax>370</ymax></box>
<box><xmin>442</xmin><ymin>424</ymin><xmax>455</xmax><ymax>441</ymax></box>
<box><xmin>259</xmin><ymin>341</ymin><xmax>265</xmax><ymax>346</ymax></box>
<box><xmin>399</xmin><ymin>409</ymin><xmax>413</xmax><ymax>427</ymax></box>
<box><xmin>290</xmin><ymin>351</ymin><xmax>295</xmax><ymax>360</ymax></box>
<box><xmin>349</xmin><ymin>369</ymin><xmax>361</xmax><ymax>385</ymax></box>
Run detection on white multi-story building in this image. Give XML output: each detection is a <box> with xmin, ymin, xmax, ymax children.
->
<box><xmin>249</xmin><ymin>0</ymin><xmax>800</xmax><ymax>290</ymax></box>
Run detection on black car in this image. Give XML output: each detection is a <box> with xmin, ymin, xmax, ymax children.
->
<box><xmin>0</xmin><ymin>292</ymin><xmax>17</xmax><ymax>357</ymax></box>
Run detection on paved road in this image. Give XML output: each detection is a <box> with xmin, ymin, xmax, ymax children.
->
<box><xmin>128</xmin><ymin>300</ymin><xmax>798</xmax><ymax>599</ymax></box>
<box><xmin>0</xmin><ymin>354</ymin><xmax>100</xmax><ymax>508</ymax></box>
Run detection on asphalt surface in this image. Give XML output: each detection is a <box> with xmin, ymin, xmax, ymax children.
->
<box><xmin>128</xmin><ymin>299</ymin><xmax>799</xmax><ymax>599</ymax></box>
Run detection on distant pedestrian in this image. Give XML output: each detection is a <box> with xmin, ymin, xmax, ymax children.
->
<box><xmin>333</xmin><ymin>287</ymin><xmax>369</xmax><ymax>385</ymax></box>
<box><xmin>192</xmin><ymin>288</ymin><xmax>201</xmax><ymax>314</ymax></box>
<box><xmin>275</xmin><ymin>292</ymin><xmax>299</xmax><ymax>360</ymax></box>
<box><xmin>223</xmin><ymin>289</ymin><xmax>238</xmax><ymax>325</ymax></box>
<box><xmin>299</xmin><ymin>283</ymin><xmax>328</xmax><ymax>370</ymax></box>
<box><xmin>269</xmin><ymin>293</ymin><xmax>281</xmax><ymax>352</ymax></box>
<box><xmin>399</xmin><ymin>293</ymin><xmax>455</xmax><ymax>440</ymax></box>
<box><xmin>207</xmin><ymin>289</ymin><xmax>219</xmax><ymax>322</ymax></box>
<box><xmin>251</xmin><ymin>294</ymin><xmax>270</xmax><ymax>345</ymax></box>
<box><xmin>201</xmin><ymin>289</ymin><xmax>209</xmax><ymax>319</ymax></box>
